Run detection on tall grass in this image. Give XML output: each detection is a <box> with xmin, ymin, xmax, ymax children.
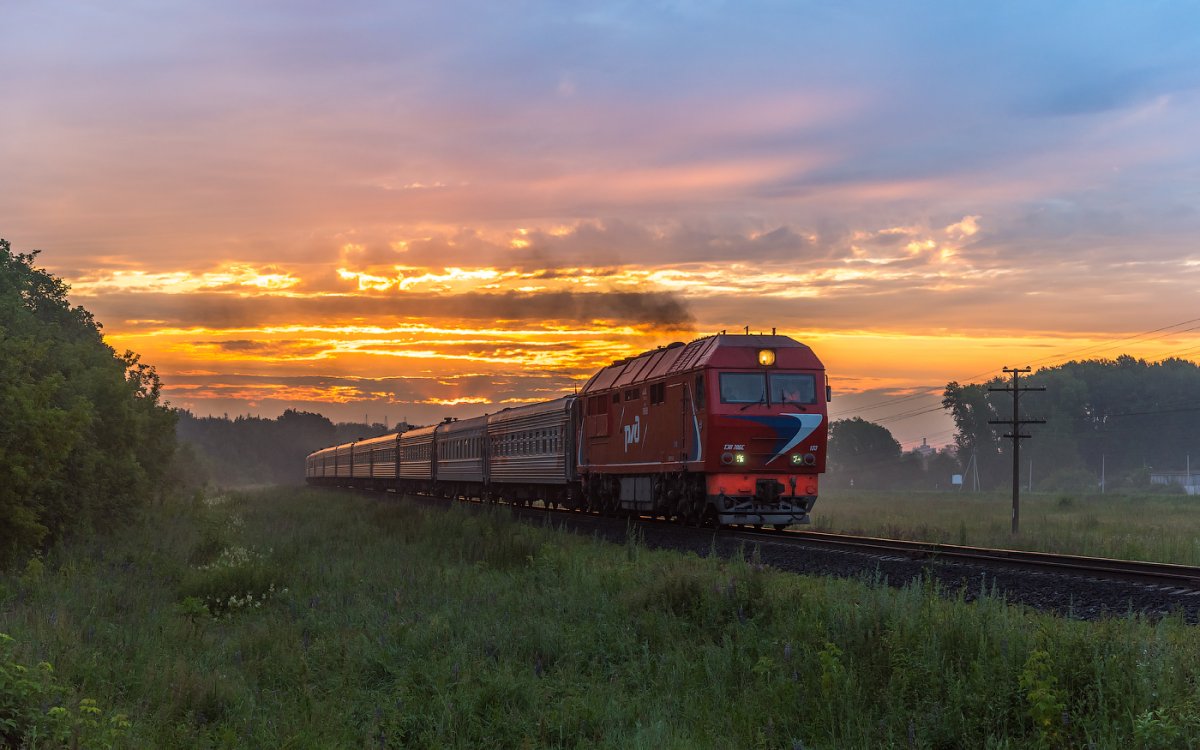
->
<box><xmin>1</xmin><ymin>487</ymin><xmax>1199</xmax><ymax>747</ymax></box>
<box><xmin>815</xmin><ymin>488</ymin><xmax>1200</xmax><ymax>564</ymax></box>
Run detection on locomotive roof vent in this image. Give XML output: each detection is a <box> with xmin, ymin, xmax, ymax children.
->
<box><xmin>666</xmin><ymin>341</ymin><xmax>684</xmax><ymax>349</ymax></box>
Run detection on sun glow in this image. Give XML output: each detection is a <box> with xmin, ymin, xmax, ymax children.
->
<box><xmin>61</xmin><ymin>214</ymin><xmax>1200</xmax><ymax>435</ymax></box>
<box><xmin>71</xmin><ymin>265</ymin><xmax>301</xmax><ymax>295</ymax></box>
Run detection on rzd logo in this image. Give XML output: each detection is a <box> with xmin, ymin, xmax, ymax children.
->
<box><xmin>623</xmin><ymin>416</ymin><xmax>641</xmax><ymax>453</ymax></box>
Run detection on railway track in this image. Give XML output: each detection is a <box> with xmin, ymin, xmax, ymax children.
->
<box><xmin>399</xmin><ymin>489</ymin><xmax>1200</xmax><ymax>590</ymax></box>
<box><xmin>352</xmin><ymin>488</ymin><xmax>1200</xmax><ymax>618</ymax></box>
<box><xmin>725</xmin><ymin>528</ymin><xmax>1200</xmax><ymax>589</ymax></box>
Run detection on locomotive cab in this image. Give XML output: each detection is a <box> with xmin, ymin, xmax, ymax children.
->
<box><xmin>702</xmin><ymin>342</ymin><xmax>827</xmax><ymax>527</ymax></box>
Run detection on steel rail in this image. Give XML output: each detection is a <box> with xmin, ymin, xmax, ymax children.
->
<box><xmin>357</xmin><ymin>487</ymin><xmax>1200</xmax><ymax>589</ymax></box>
<box><xmin>726</xmin><ymin>528</ymin><xmax>1200</xmax><ymax>588</ymax></box>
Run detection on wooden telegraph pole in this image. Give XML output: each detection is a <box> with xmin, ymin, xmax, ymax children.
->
<box><xmin>988</xmin><ymin>367</ymin><xmax>1045</xmax><ymax>535</ymax></box>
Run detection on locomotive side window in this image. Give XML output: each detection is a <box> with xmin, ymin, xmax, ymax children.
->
<box><xmin>696</xmin><ymin>375</ymin><xmax>705</xmax><ymax>408</ymax></box>
<box><xmin>624</xmin><ymin>388</ymin><xmax>640</xmax><ymax>401</ymax></box>
<box><xmin>650</xmin><ymin>382</ymin><xmax>665</xmax><ymax>404</ymax></box>
<box><xmin>719</xmin><ymin>372</ymin><xmax>767</xmax><ymax>404</ymax></box>
<box><xmin>770</xmin><ymin>373</ymin><xmax>817</xmax><ymax>404</ymax></box>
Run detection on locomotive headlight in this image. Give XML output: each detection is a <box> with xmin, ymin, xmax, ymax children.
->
<box><xmin>791</xmin><ymin>454</ymin><xmax>803</xmax><ymax>465</ymax></box>
<box><xmin>757</xmin><ymin>349</ymin><xmax>776</xmax><ymax>367</ymax></box>
<box><xmin>721</xmin><ymin>452</ymin><xmax>734</xmax><ymax>465</ymax></box>
<box><xmin>734</xmin><ymin>453</ymin><xmax>746</xmax><ymax>465</ymax></box>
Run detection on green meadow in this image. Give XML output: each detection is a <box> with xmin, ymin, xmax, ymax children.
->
<box><xmin>3</xmin><ymin>487</ymin><xmax>1200</xmax><ymax>748</ymax></box>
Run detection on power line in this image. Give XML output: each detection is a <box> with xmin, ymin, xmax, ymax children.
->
<box><xmin>988</xmin><ymin>367</ymin><xmax>1045</xmax><ymax>535</ymax></box>
<box><xmin>873</xmin><ymin>404</ymin><xmax>948</xmax><ymax>424</ymax></box>
<box><xmin>832</xmin><ymin>314</ymin><xmax>1200</xmax><ymax>428</ymax></box>
<box><xmin>1023</xmin><ymin>319</ymin><xmax>1200</xmax><ymax>368</ymax></box>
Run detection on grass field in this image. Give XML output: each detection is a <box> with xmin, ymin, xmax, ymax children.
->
<box><xmin>3</xmin><ymin>486</ymin><xmax>1200</xmax><ymax>748</ymax></box>
<box><xmin>813</xmin><ymin>488</ymin><xmax>1200</xmax><ymax>565</ymax></box>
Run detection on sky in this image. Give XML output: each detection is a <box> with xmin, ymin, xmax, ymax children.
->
<box><xmin>4</xmin><ymin>1</ymin><xmax>1200</xmax><ymax>448</ymax></box>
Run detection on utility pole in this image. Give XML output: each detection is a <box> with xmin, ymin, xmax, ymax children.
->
<box><xmin>988</xmin><ymin>367</ymin><xmax>1046</xmax><ymax>535</ymax></box>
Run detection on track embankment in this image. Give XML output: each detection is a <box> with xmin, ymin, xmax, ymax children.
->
<box><xmin>383</xmin><ymin>489</ymin><xmax>1200</xmax><ymax>622</ymax></box>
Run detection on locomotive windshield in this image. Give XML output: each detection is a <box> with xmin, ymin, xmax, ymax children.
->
<box><xmin>719</xmin><ymin>372</ymin><xmax>766</xmax><ymax>403</ymax></box>
<box><xmin>770</xmin><ymin>373</ymin><xmax>816</xmax><ymax>404</ymax></box>
<box><xmin>719</xmin><ymin>372</ymin><xmax>817</xmax><ymax>405</ymax></box>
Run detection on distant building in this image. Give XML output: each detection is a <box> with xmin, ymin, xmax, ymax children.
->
<box><xmin>910</xmin><ymin>438</ymin><xmax>935</xmax><ymax>463</ymax></box>
<box><xmin>1150</xmin><ymin>470</ymin><xmax>1199</xmax><ymax>495</ymax></box>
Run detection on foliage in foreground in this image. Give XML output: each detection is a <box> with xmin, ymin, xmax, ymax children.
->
<box><xmin>0</xmin><ymin>238</ymin><xmax>176</xmax><ymax>565</ymax></box>
<box><xmin>2</xmin><ymin>487</ymin><xmax>1200</xmax><ymax>748</ymax></box>
<box><xmin>1</xmin><ymin>632</ymin><xmax>129</xmax><ymax>748</ymax></box>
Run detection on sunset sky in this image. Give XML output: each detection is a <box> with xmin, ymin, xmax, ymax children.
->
<box><xmin>4</xmin><ymin>1</ymin><xmax>1200</xmax><ymax>448</ymax></box>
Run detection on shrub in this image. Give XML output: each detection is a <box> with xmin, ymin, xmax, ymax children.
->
<box><xmin>0</xmin><ymin>633</ymin><xmax>129</xmax><ymax>748</ymax></box>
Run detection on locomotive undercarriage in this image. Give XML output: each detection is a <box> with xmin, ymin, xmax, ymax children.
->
<box><xmin>321</xmin><ymin>471</ymin><xmax>812</xmax><ymax>529</ymax></box>
<box><xmin>581</xmin><ymin>471</ymin><xmax>811</xmax><ymax>528</ymax></box>
<box><xmin>711</xmin><ymin>474</ymin><xmax>816</xmax><ymax>528</ymax></box>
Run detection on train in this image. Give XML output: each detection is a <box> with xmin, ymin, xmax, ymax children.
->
<box><xmin>305</xmin><ymin>332</ymin><xmax>830</xmax><ymax>528</ymax></box>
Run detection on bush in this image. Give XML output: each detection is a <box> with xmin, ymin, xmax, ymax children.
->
<box><xmin>0</xmin><ymin>633</ymin><xmax>130</xmax><ymax>747</ymax></box>
<box><xmin>0</xmin><ymin>238</ymin><xmax>176</xmax><ymax>567</ymax></box>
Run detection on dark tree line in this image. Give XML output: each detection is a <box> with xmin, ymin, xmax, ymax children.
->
<box><xmin>176</xmin><ymin>410</ymin><xmax>392</xmax><ymax>486</ymax></box>
<box><xmin>944</xmin><ymin>356</ymin><xmax>1200</xmax><ymax>491</ymax></box>
<box><xmin>826</xmin><ymin>417</ymin><xmax>959</xmax><ymax>491</ymax></box>
<box><xmin>829</xmin><ymin>356</ymin><xmax>1200</xmax><ymax>493</ymax></box>
<box><xmin>0</xmin><ymin>239</ymin><xmax>176</xmax><ymax>563</ymax></box>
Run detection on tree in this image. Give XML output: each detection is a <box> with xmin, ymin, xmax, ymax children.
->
<box><xmin>0</xmin><ymin>238</ymin><xmax>176</xmax><ymax>564</ymax></box>
<box><xmin>942</xmin><ymin>357</ymin><xmax>1200</xmax><ymax>491</ymax></box>
<box><xmin>942</xmin><ymin>381</ymin><xmax>1007</xmax><ymax>490</ymax></box>
<box><xmin>175</xmin><ymin>408</ymin><xmax>340</xmax><ymax>485</ymax></box>
<box><xmin>827</xmin><ymin>417</ymin><xmax>903</xmax><ymax>489</ymax></box>
<box><xmin>923</xmin><ymin>447</ymin><xmax>962</xmax><ymax>490</ymax></box>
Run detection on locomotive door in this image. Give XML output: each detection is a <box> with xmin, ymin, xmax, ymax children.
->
<box><xmin>673</xmin><ymin>381</ymin><xmax>691</xmax><ymax>464</ymax></box>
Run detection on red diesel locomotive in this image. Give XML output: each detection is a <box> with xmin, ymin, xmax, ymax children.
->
<box><xmin>305</xmin><ymin>332</ymin><xmax>829</xmax><ymax>527</ymax></box>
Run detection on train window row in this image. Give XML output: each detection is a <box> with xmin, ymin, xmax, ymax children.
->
<box><xmin>492</xmin><ymin>427</ymin><xmax>562</xmax><ymax>457</ymax></box>
<box><xmin>401</xmin><ymin>443</ymin><xmax>432</xmax><ymax>461</ymax></box>
<box><xmin>372</xmin><ymin>448</ymin><xmax>397</xmax><ymax>463</ymax></box>
<box><xmin>443</xmin><ymin>436</ymin><xmax>482</xmax><ymax>460</ymax></box>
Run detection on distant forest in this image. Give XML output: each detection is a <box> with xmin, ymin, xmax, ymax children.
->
<box><xmin>832</xmin><ymin>356</ymin><xmax>1200</xmax><ymax>493</ymax></box>
<box><xmin>175</xmin><ymin>410</ymin><xmax>394</xmax><ymax>487</ymax></box>
<box><xmin>943</xmin><ymin>356</ymin><xmax>1200</xmax><ymax>492</ymax></box>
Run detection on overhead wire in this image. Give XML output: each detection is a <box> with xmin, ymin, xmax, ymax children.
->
<box><xmin>830</xmin><ymin>314</ymin><xmax>1200</xmax><ymax>430</ymax></box>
